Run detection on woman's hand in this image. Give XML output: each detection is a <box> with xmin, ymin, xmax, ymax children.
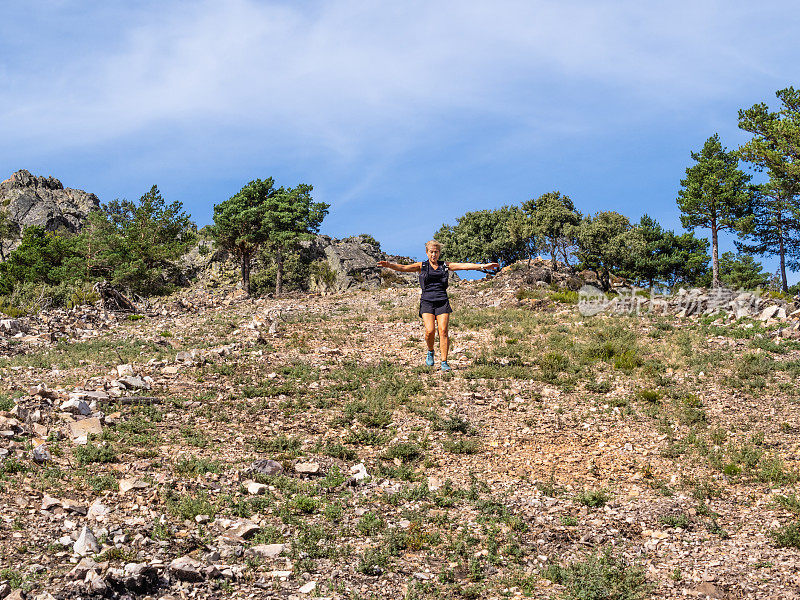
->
<box><xmin>377</xmin><ymin>261</ymin><xmax>391</xmax><ymax>268</ymax></box>
<box><xmin>485</xmin><ymin>263</ymin><xmax>500</xmax><ymax>270</ymax></box>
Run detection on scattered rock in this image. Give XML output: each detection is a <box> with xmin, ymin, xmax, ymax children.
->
<box><xmin>68</xmin><ymin>417</ymin><xmax>103</xmax><ymax>439</ymax></box>
<box><xmin>59</xmin><ymin>399</ymin><xmax>91</xmax><ymax>416</ymax></box>
<box><xmin>116</xmin><ymin>364</ymin><xmax>135</xmax><ymax>377</ymax></box>
<box><xmin>247</xmin><ymin>458</ymin><xmax>283</xmax><ymax>477</ymax></box>
<box><xmin>294</xmin><ymin>461</ymin><xmax>320</xmax><ymax>475</ymax></box>
<box><xmin>247</xmin><ymin>543</ymin><xmax>285</xmax><ymax>560</ymax></box>
<box><xmin>230</xmin><ymin>520</ymin><xmax>260</xmax><ymax>539</ymax></box>
<box><xmin>299</xmin><ymin>581</ymin><xmax>317</xmax><ymax>594</ymax></box>
<box><xmin>245</xmin><ymin>481</ymin><xmax>269</xmax><ymax>495</ymax></box>
<box><xmin>169</xmin><ymin>556</ymin><xmax>204</xmax><ymax>582</ymax></box>
<box><xmin>73</xmin><ymin>526</ymin><xmax>99</xmax><ymax>556</ymax></box>
<box><xmin>119</xmin><ymin>478</ymin><xmax>148</xmax><ymax>494</ymax></box>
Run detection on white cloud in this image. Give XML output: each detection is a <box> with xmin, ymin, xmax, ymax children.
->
<box><xmin>1</xmin><ymin>0</ymin><xmax>798</xmax><ymax>161</ymax></box>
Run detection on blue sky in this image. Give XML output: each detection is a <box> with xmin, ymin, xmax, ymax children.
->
<box><xmin>1</xmin><ymin>1</ymin><xmax>799</xmax><ymax>281</ymax></box>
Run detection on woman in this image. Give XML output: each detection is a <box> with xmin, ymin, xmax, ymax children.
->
<box><xmin>377</xmin><ymin>240</ymin><xmax>499</xmax><ymax>371</ymax></box>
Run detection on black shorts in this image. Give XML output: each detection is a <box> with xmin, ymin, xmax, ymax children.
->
<box><xmin>420</xmin><ymin>298</ymin><xmax>452</xmax><ymax>317</ymax></box>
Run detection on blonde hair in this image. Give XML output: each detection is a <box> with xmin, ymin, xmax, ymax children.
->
<box><xmin>425</xmin><ymin>240</ymin><xmax>442</xmax><ymax>252</ymax></box>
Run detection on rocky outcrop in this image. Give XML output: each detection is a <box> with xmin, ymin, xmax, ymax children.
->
<box><xmin>190</xmin><ymin>235</ymin><xmax>418</xmax><ymax>294</ymax></box>
<box><xmin>0</xmin><ymin>170</ymin><xmax>99</xmax><ymax>255</ymax></box>
<box><xmin>301</xmin><ymin>235</ymin><xmax>416</xmax><ymax>293</ymax></box>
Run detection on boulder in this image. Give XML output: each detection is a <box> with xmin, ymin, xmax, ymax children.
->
<box><xmin>0</xmin><ymin>170</ymin><xmax>99</xmax><ymax>256</ymax></box>
<box><xmin>169</xmin><ymin>556</ymin><xmax>204</xmax><ymax>582</ymax></box>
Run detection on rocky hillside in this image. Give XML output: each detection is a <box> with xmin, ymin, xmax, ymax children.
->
<box><xmin>1</xmin><ymin>276</ymin><xmax>800</xmax><ymax>599</ymax></box>
<box><xmin>0</xmin><ymin>170</ymin><xmax>99</xmax><ymax>256</ymax></box>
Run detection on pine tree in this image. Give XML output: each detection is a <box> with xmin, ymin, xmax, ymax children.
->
<box><xmin>738</xmin><ymin>88</ymin><xmax>800</xmax><ymax>292</ymax></box>
<box><xmin>677</xmin><ymin>134</ymin><xmax>753</xmax><ymax>288</ymax></box>
<box><xmin>212</xmin><ymin>179</ymin><xmax>329</xmax><ymax>296</ymax></box>
<box><xmin>735</xmin><ymin>177</ymin><xmax>800</xmax><ymax>292</ymax></box>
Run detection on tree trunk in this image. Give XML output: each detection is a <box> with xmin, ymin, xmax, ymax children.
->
<box><xmin>560</xmin><ymin>240</ymin><xmax>571</xmax><ymax>267</ymax></box>
<box><xmin>241</xmin><ymin>254</ymin><xmax>251</xmax><ymax>296</ymax></box>
<box><xmin>778</xmin><ymin>230</ymin><xmax>788</xmax><ymax>293</ymax></box>
<box><xmin>711</xmin><ymin>220</ymin><xmax>720</xmax><ymax>288</ymax></box>
<box><xmin>275</xmin><ymin>247</ymin><xmax>283</xmax><ymax>296</ymax></box>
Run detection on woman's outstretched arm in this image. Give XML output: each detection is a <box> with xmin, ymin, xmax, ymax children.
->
<box><xmin>377</xmin><ymin>261</ymin><xmax>422</xmax><ymax>272</ymax></box>
<box><xmin>448</xmin><ymin>262</ymin><xmax>500</xmax><ymax>271</ymax></box>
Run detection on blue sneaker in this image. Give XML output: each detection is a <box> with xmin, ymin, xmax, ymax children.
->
<box><xmin>441</xmin><ymin>361</ymin><xmax>452</xmax><ymax>372</ymax></box>
<box><xmin>426</xmin><ymin>351</ymin><xmax>435</xmax><ymax>367</ymax></box>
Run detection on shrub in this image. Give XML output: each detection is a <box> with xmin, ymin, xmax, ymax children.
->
<box><xmin>73</xmin><ymin>443</ymin><xmax>116</xmax><ymax>466</ymax></box>
<box><xmin>357</xmin><ymin>512</ymin><xmax>385</xmax><ymax>536</ymax></box>
<box><xmin>443</xmin><ymin>438</ymin><xmax>482</xmax><ymax>455</ymax></box>
<box><xmin>164</xmin><ymin>489</ymin><xmax>216</xmax><ymax>520</ymax></box>
<box><xmin>383</xmin><ymin>441</ymin><xmax>424</xmax><ymax>463</ymax></box>
<box><xmin>575</xmin><ymin>489</ymin><xmax>611</xmax><ymax>508</ymax></box>
<box><xmin>550</xmin><ymin>290</ymin><xmax>579</xmax><ymax>304</ymax></box>
<box><xmin>174</xmin><ymin>455</ymin><xmax>222</xmax><ymax>476</ymax></box>
<box><xmin>541</xmin><ymin>550</ymin><xmax>649</xmax><ymax>600</ymax></box>
<box><xmin>770</xmin><ymin>521</ymin><xmax>800</xmax><ymax>548</ymax></box>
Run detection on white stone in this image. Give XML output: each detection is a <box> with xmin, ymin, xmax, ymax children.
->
<box><xmin>245</xmin><ymin>481</ymin><xmax>269</xmax><ymax>495</ymax></box>
<box><xmin>116</xmin><ymin>364</ymin><xmax>134</xmax><ymax>377</ymax></box>
<box><xmin>88</xmin><ymin>499</ymin><xmax>109</xmax><ymax>520</ymax></box>
<box><xmin>759</xmin><ymin>305</ymin><xmax>780</xmax><ymax>321</ymax></box>
<box><xmin>299</xmin><ymin>581</ymin><xmax>317</xmax><ymax>594</ymax></box>
<box><xmin>294</xmin><ymin>461</ymin><xmax>320</xmax><ymax>475</ymax></box>
<box><xmin>247</xmin><ymin>543</ymin><xmax>285</xmax><ymax>559</ymax></box>
<box><xmin>73</xmin><ymin>526</ymin><xmax>99</xmax><ymax>556</ymax></box>
<box><xmin>60</xmin><ymin>399</ymin><xmax>91</xmax><ymax>416</ymax></box>
<box><xmin>169</xmin><ymin>556</ymin><xmax>204</xmax><ymax>582</ymax></box>
<box><xmin>350</xmin><ymin>463</ymin><xmax>368</xmax><ymax>481</ymax></box>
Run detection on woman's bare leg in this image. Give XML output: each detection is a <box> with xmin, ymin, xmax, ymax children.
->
<box><xmin>422</xmin><ymin>313</ymin><xmax>436</xmax><ymax>351</ymax></box>
<box><xmin>436</xmin><ymin>312</ymin><xmax>450</xmax><ymax>362</ymax></box>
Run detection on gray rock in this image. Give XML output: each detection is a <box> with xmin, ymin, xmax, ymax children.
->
<box><xmin>0</xmin><ymin>319</ymin><xmax>22</xmax><ymax>335</ymax></box>
<box><xmin>247</xmin><ymin>543</ymin><xmax>285</xmax><ymax>560</ymax></box>
<box><xmin>248</xmin><ymin>459</ymin><xmax>283</xmax><ymax>477</ymax></box>
<box><xmin>302</xmin><ymin>235</ymin><xmax>416</xmax><ymax>292</ymax></box>
<box><xmin>59</xmin><ymin>399</ymin><xmax>91</xmax><ymax>416</ymax></box>
<box><xmin>169</xmin><ymin>556</ymin><xmax>204</xmax><ymax>582</ymax></box>
<box><xmin>73</xmin><ymin>526</ymin><xmax>99</xmax><ymax>556</ymax></box>
<box><xmin>118</xmin><ymin>375</ymin><xmax>149</xmax><ymax>390</ymax></box>
<box><xmin>759</xmin><ymin>305</ymin><xmax>780</xmax><ymax>321</ymax></box>
<box><xmin>0</xmin><ymin>170</ymin><xmax>100</xmax><ymax>256</ymax></box>
<box><xmin>230</xmin><ymin>520</ymin><xmax>261</xmax><ymax>539</ymax></box>
<box><xmin>30</xmin><ymin>444</ymin><xmax>51</xmax><ymax>463</ymax></box>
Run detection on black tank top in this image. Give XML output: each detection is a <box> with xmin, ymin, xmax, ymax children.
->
<box><xmin>420</xmin><ymin>261</ymin><xmax>449</xmax><ymax>302</ymax></box>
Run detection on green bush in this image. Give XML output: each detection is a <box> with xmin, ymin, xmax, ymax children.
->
<box><xmin>542</xmin><ymin>550</ymin><xmax>649</xmax><ymax>600</ymax></box>
<box><xmin>575</xmin><ymin>489</ymin><xmax>611</xmax><ymax>508</ymax></box>
<box><xmin>73</xmin><ymin>443</ymin><xmax>117</xmax><ymax>466</ymax></box>
<box><xmin>770</xmin><ymin>521</ymin><xmax>800</xmax><ymax>548</ymax></box>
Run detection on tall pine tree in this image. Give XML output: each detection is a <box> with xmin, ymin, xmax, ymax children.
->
<box><xmin>677</xmin><ymin>134</ymin><xmax>752</xmax><ymax>288</ymax></box>
<box><xmin>735</xmin><ymin>177</ymin><xmax>800</xmax><ymax>292</ymax></box>
<box><xmin>738</xmin><ymin>88</ymin><xmax>800</xmax><ymax>292</ymax></box>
